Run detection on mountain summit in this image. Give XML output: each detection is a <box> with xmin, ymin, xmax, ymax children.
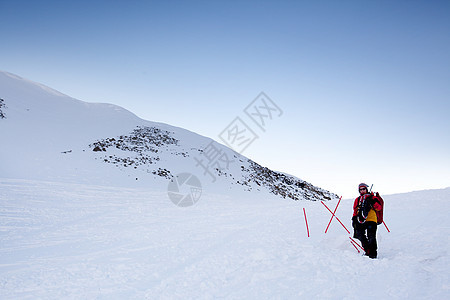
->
<box><xmin>0</xmin><ymin>71</ymin><xmax>337</xmax><ymax>201</ymax></box>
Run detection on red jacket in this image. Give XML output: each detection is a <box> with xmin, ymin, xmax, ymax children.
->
<box><xmin>353</xmin><ymin>193</ymin><xmax>382</xmax><ymax>223</ymax></box>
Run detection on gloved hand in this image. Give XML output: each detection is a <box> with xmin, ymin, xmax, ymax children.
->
<box><xmin>365</xmin><ymin>193</ymin><xmax>375</xmax><ymax>206</ymax></box>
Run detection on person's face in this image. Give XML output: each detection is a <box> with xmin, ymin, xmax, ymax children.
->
<box><xmin>359</xmin><ymin>187</ymin><xmax>367</xmax><ymax>195</ymax></box>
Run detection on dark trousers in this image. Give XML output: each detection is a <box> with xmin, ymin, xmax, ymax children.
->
<box><xmin>353</xmin><ymin>220</ymin><xmax>378</xmax><ymax>258</ymax></box>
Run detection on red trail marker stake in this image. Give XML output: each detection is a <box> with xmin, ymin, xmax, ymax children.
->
<box><xmin>349</xmin><ymin>237</ymin><xmax>365</xmax><ymax>252</ymax></box>
<box><xmin>349</xmin><ymin>239</ymin><xmax>361</xmax><ymax>253</ymax></box>
<box><xmin>325</xmin><ymin>196</ymin><xmax>342</xmax><ymax>233</ymax></box>
<box><xmin>383</xmin><ymin>221</ymin><xmax>390</xmax><ymax>232</ymax></box>
<box><xmin>321</xmin><ymin>201</ymin><xmax>350</xmax><ymax>234</ymax></box>
<box><xmin>303</xmin><ymin>208</ymin><xmax>310</xmax><ymax>237</ymax></box>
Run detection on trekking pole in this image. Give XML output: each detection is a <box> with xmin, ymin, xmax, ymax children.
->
<box><xmin>321</xmin><ymin>201</ymin><xmax>350</xmax><ymax>234</ymax></box>
<box><xmin>325</xmin><ymin>196</ymin><xmax>342</xmax><ymax>233</ymax></box>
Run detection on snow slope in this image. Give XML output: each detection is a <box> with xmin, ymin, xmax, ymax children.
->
<box><xmin>0</xmin><ymin>70</ymin><xmax>336</xmax><ymax>201</ymax></box>
<box><xmin>0</xmin><ymin>179</ymin><xmax>449</xmax><ymax>299</ymax></box>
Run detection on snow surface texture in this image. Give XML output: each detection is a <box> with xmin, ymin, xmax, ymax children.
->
<box><xmin>0</xmin><ymin>70</ymin><xmax>336</xmax><ymax>202</ymax></box>
<box><xmin>1</xmin><ymin>180</ymin><xmax>449</xmax><ymax>299</ymax></box>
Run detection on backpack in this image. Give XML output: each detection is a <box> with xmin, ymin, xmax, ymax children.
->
<box><xmin>357</xmin><ymin>192</ymin><xmax>384</xmax><ymax>225</ymax></box>
<box><xmin>374</xmin><ymin>192</ymin><xmax>384</xmax><ymax>225</ymax></box>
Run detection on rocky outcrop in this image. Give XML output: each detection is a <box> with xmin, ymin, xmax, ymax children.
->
<box><xmin>88</xmin><ymin>126</ymin><xmax>337</xmax><ymax>201</ymax></box>
<box><xmin>0</xmin><ymin>98</ymin><xmax>6</xmax><ymax>119</ymax></box>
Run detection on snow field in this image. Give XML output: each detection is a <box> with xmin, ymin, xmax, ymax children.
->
<box><xmin>0</xmin><ymin>179</ymin><xmax>449</xmax><ymax>299</ymax></box>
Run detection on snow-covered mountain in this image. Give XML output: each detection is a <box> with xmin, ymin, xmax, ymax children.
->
<box><xmin>1</xmin><ymin>71</ymin><xmax>449</xmax><ymax>299</ymax></box>
<box><xmin>0</xmin><ymin>70</ymin><xmax>337</xmax><ymax>202</ymax></box>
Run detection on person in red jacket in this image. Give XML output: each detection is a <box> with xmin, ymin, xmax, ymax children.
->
<box><xmin>352</xmin><ymin>183</ymin><xmax>382</xmax><ymax>258</ymax></box>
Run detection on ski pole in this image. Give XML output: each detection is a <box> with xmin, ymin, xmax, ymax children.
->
<box><xmin>321</xmin><ymin>201</ymin><xmax>350</xmax><ymax>234</ymax></box>
<box><xmin>325</xmin><ymin>196</ymin><xmax>342</xmax><ymax>234</ymax></box>
<box><xmin>303</xmin><ymin>208</ymin><xmax>310</xmax><ymax>237</ymax></box>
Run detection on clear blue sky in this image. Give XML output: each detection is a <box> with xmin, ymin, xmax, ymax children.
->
<box><xmin>1</xmin><ymin>0</ymin><xmax>449</xmax><ymax>197</ymax></box>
